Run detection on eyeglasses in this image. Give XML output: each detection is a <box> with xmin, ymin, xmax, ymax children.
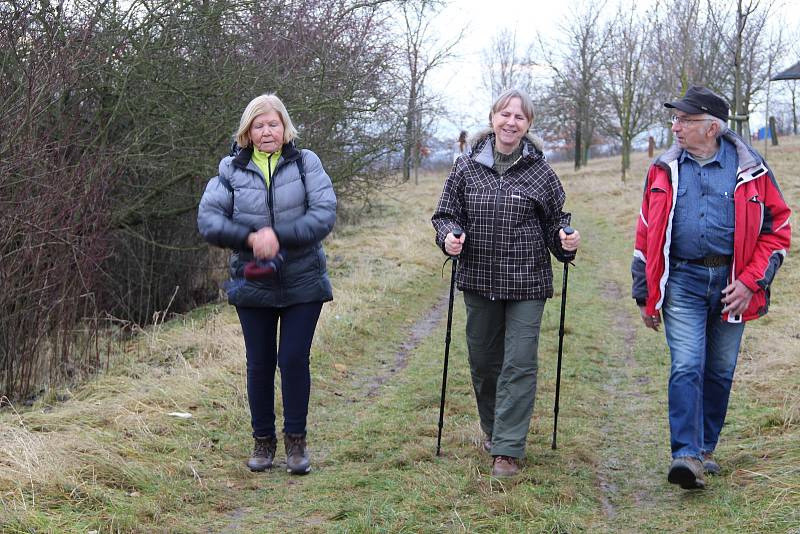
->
<box><xmin>670</xmin><ymin>114</ymin><xmax>713</xmax><ymax>125</ymax></box>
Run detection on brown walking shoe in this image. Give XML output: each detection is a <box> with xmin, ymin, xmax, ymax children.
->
<box><xmin>491</xmin><ymin>455</ymin><xmax>520</xmax><ymax>477</ymax></box>
<box><xmin>667</xmin><ymin>457</ymin><xmax>706</xmax><ymax>489</ymax></box>
<box><xmin>284</xmin><ymin>433</ymin><xmax>311</xmax><ymax>475</ymax></box>
<box><xmin>702</xmin><ymin>451</ymin><xmax>721</xmax><ymax>475</ymax></box>
<box><xmin>246</xmin><ymin>435</ymin><xmax>277</xmax><ymax>472</ymax></box>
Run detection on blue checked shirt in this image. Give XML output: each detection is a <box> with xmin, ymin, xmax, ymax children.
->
<box><xmin>670</xmin><ymin>137</ymin><xmax>739</xmax><ymax>260</ymax></box>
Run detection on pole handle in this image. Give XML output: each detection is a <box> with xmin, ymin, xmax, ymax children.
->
<box><xmin>446</xmin><ymin>226</ymin><xmax>463</xmax><ymax>259</ymax></box>
<box><xmin>562</xmin><ymin>225</ymin><xmax>574</xmax><ymax>236</ymax></box>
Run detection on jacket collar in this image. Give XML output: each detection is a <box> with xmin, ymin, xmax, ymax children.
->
<box><xmin>656</xmin><ymin>130</ymin><xmax>762</xmax><ymax>175</ymax></box>
<box><xmin>470</xmin><ymin>129</ymin><xmax>545</xmax><ymax>170</ymax></box>
<box><xmin>233</xmin><ymin>141</ymin><xmax>301</xmax><ymax>170</ymax></box>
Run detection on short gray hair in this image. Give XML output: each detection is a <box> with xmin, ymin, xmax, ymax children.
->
<box><xmin>489</xmin><ymin>88</ymin><xmax>535</xmax><ymax>125</ymax></box>
<box><xmin>704</xmin><ymin>114</ymin><xmax>728</xmax><ymax>138</ymax></box>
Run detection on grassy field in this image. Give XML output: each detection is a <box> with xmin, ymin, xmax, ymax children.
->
<box><xmin>1</xmin><ymin>136</ymin><xmax>799</xmax><ymax>533</ymax></box>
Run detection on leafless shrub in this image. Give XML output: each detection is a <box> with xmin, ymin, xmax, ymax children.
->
<box><xmin>0</xmin><ymin>0</ymin><xmax>405</xmax><ymax>399</ymax></box>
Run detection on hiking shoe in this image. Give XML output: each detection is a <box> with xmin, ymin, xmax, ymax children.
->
<box><xmin>482</xmin><ymin>434</ymin><xmax>492</xmax><ymax>454</ymax></box>
<box><xmin>667</xmin><ymin>457</ymin><xmax>706</xmax><ymax>489</ymax></box>
<box><xmin>491</xmin><ymin>455</ymin><xmax>520</xmax><ymax>477</ymax></box>
<box><xmin>702</xmin><ymin>451</ymin><xmax>721</xmax><ymax>475</ymax></box>
<box><xmin>284</xmin><ymin>433</ymin><xmax>311</xmax><ymax>475</ymax></box>
<box><xmin>247</xmin><ymin>435</ymin><xmax>277</xmax><ymax>472</ymax></box>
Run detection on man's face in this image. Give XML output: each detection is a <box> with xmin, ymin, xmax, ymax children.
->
<box><xmin>671</xmin><ymin>111</ymin><xmax>715</xmax><ymax>154</ymax></box>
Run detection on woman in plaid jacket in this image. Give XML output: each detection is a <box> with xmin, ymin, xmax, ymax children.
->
<box><xmin>432</xmin><ymin>88</ymin><xmax>580</xmax><ymax>477</ymax></box>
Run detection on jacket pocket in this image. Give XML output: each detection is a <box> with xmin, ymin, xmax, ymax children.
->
<box><xmin>673</xmin><ymin>185</ymin><xmax>687</xmax><ymax>218</ymax></box>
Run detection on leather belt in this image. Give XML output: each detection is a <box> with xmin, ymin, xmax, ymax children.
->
<box><xmin>679</xmin><ymin>254</ymin><xmax>732</xmax><ymax>267</ymax></box>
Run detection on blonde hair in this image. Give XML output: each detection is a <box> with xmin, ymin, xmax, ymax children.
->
<box><xmin>489</xmin><ymin>88</ymin><xmax>535</xmax><ymax>124</ymax></box>
<box><xmin>235</xmin><ymin>94</ymin><xmax>298</xmax><ymax>148</ymax></box>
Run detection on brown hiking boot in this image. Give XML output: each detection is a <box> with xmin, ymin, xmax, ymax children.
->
<box><xmin>491</xmin><ymin>455</ymin><xmax>520</xmax><ymax>477</ymax></box>
<box><xmin>667</xmin><ymin>457</ymin><xmax>705</xmax><ymax>489</ymax></box>
<box><xmin>702</xmin><ymin>451</ymin><xmax>721</xmax><ymax>475</ymax></box>
<box><xmin>284</xmin><ymin>433</ymin><xmax>311</xmax><ymax>475</ymax></box>
<box><xmin>247</xmin><ymin>435</ymin><xmax>277</xmax><ymax>472</ymax></box>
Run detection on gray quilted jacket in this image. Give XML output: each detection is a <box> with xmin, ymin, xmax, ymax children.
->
<box><xmin>197</xmin><ymin>142</ymin><xmax>336</xmax><ymax>307</ymax></box>
<box><xmin>432</xmin><ymin>131</ymin><xmax>573</xmax><ymax>301</ymax></box>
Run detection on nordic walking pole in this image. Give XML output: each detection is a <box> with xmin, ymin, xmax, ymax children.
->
<box><xmin>552</xmin><ymin>226</ymin><xmax>574</xmax><ymax>450</ymax></box>
<box><xmin>436</xmin><ymin>226</ymin><xmax>463</xmax><ymax>456</ymax></box>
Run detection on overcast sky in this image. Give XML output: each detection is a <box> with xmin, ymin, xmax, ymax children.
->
<box><xmin>426</xmin><ymin>0</ymin><xmax>800</xmax><ymax>138</ymax></box>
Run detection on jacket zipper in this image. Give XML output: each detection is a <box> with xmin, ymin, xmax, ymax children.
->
<box><xmin>489</xmin><ymin>159</ymin><xmax>522</xmax><ymax>300</ymax></box>
<box><xmin>266</xmin><ymin>156</ymin><xmax>275</xmax><ymax>226</ymax></box>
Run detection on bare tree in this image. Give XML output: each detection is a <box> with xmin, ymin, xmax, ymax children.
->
<box><xmin>541</xmin><ymin>1</ymin><xmax>610</xmax><ymax>169</ymax></box>
<box><xmin>709</xmin><ymin>0</ymin><xmax>781</xmax><ymax>139</ymax></box>
<box><xmin>481</xmin><ymin>29</ymin><xmax>536</xmax><ymax>99</ymax></box>
<box><xmin>397</xmin><ymin>0</ymin><xmax>463</xmax><ymax>182</ymax></box>
<box><xmin>603</xmin><ymin>4</ymin><xmax>655</xmax><ymax>180</ymax></box>
<box><xmin>648</xmin><ymin>0</ymin><xmax>730</xmax><ymax>145</ymax></box>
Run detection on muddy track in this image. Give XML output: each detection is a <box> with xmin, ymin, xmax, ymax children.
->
<box><xmin>594</xmin><ymin>279</ymin><xmax>657</xmax><ymax>521</ymax></box>
<box><xmin>365</xmin><ymin>288</ymin><xmax>451</xmax><ymax>397</ymax></box>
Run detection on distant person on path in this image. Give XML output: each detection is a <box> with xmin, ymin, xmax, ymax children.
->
<box><xmin>452</xmin><ymin>130</ymin><xmax>469</xmax><ymax>162</ymax></box>
<box><xmin>631</xmin><ymin>86</ymin><xmax>791</xmax><ymax>490</ymax></box>
<box><xmin>198</xmin><ymin>94</ymin><xmax>337</xmax><ymax>475</ymax></box>
<box><xmin>432</xmin><ymin>88</ymin><xmax>581</xmax><ymax>478</ymax></box>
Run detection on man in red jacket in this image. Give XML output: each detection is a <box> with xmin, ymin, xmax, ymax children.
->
<box><xmin>631</xmin><ymin>86</ymin><xmax>791</xmax><ymax>490</ymax></box>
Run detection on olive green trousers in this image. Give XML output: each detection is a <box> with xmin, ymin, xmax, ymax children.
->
<box><xmin>463</xmin><ymin>292</ymin><xmax>546</xmax><ymax>458</ymax></box>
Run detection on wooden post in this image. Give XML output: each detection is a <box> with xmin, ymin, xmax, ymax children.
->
<box><xmin>648</xmin><ymin>136</ymin><xmax>655</xmax><ymax>158</ymax></box>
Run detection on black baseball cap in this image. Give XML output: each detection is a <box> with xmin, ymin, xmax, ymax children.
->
<box><xmin>664</xmin><ymin>86</ymin><xmax>729</xmax><ymax>121</ymax></box>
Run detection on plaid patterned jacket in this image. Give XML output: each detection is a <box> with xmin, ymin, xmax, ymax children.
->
<box><xmin>432</xmin><ymin>132</ymin><xmax>574</xmax><ymax>301</ymax></box>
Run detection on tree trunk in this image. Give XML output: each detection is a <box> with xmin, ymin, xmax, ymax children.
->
<box><xmin>621</xmin><ymin>135</ymin><xmax>631</xmax><ymax>182</ymax></box>
<box><xmin>574</xmin><ymin>124</ymin><xmax>582</xmax><ymax>170</ymax></box>
<box><xmin>769</xmin><ymin>116</ymin><xmax>779</xmax><ymax>146</ymax></box>
<box><xmin>791</xmin><ymin>83</ymin><xmax>798</xmax><ymax>135</ymax></box>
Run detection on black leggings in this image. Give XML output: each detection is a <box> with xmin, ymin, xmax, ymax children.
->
<box><xmin>236</xmin><ymin>302</ymin><xmax>323</xmax><ymax>437</ymax></box>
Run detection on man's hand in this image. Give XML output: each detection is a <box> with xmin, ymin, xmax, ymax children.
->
<box><xmin>721</xmin><ymin>279</ymin><xmax>754</xmax><ymax>317</ymax></box>
<box><xmin>639</xmin><ymin>305</ymin><xmax>661</xmax><ymax>331</ymax></box>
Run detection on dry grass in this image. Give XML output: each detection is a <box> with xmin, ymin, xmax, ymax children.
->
<box><xmin>1</xmin><ymin>137</ymin><xmax>799</xmax><ymax>532</ymax></box>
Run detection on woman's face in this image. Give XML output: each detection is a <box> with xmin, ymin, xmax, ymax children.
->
<box><xmin>249</xmin><ymin>110</ymin><xmax>285</xmax><ymax>153</ymax></box>
<box><xmin>491</xmin><ymin>97</ymin><xmax>531</xmax><ymax>154</ymax></box>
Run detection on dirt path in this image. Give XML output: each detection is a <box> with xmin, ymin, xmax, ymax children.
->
<box><xmin>365</xmin><ymin>288</ymin><xmax>451</xmax><ymax>397</ymax></box>
<box><xmin>592</xmin><ymin>278</ymin><xmax>662</xmax><ymax>527</ymax></box>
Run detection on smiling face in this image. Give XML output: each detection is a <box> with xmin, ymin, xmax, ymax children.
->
<box><xmin>491</xmin><ymin>97</ymin><xmax>532</xmax><ymax>154</ymax></box>
<box><xmin>249</xmin><ymin>110</ymin><xmax>285</xmax><ymax>153</ymax></box>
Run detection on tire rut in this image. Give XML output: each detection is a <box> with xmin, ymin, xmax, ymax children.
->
<box><xmin>364</xmin><ymin>288</ymin><xmax>451</xmax><ymax>397</ymax></box>
<box><xmin>594</xmin><ymin>279</ymin><xmax>658</xmax><ymax>522</ymax></box>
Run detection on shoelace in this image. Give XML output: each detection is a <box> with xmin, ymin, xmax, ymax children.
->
<box><xmin>286</xmin><ymin>437</ymin><xmax>305</xmax><ymax>456</ymax></box>
<box><xmin>254</xmin><ymin>438</ymin><xmax>275</xmax><ymax>456</ymax></box>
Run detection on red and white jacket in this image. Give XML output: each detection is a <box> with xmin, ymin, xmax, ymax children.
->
<box><xmin>632</xmin><ymin>132</ymin><xmax>791</xmax><ymax>323</ymax></box>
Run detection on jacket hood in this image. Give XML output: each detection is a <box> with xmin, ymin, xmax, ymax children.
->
<box><xmin>468</xmin><ymin>129</ymin><xmax>545</xmax><ymax>171</ymax></box>
<box><xmin>656</xmin><ymin>130</ymin><xmax>762</xmax><ymax>172</ymax></box>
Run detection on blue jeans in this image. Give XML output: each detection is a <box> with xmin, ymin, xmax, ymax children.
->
<box><xmin>662</xmin><ymin>260</ymin><xmax>745</xmax><ymax>460</ymax></box>
<box><xmin>236</xmin><ymin>303</ymin><xmax>323</xmax><ymax>437</ymax></box>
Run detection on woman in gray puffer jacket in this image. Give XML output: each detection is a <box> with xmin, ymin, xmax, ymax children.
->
<box><xmin>198</xmin><ymin>94</ymin><xmax>336</xmax><ymax>475</ymax></box>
